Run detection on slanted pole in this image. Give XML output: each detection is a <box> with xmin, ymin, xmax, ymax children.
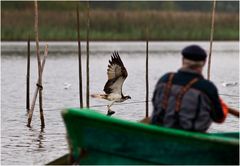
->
<box><xmin>145</xmin><ymin>27</ymin><xmax>149</xmax><ymax>118</ymax></box>
<box><xmin>27</xmin><ymin>1</ymin><xmax>45</xmax><ymax>128</ymax></box>
<box><xmin>34</xmin><ymin>1</ymin><xmax>45</xmax><ymax>128</ymax></box>
<box><xmin>86</xmin><ymin>1</ymin><xmax>90</xmax><ymax>108</ymax></box>
<box><xmin>207</xmin><ymin>0</ymin><xmax>216</xmax><ymax>80</ymax></box>
<box><xmin>26</xmin><ymin>37</ymin><xmax>30</xmax><ymax>113</ymax></box>
<box><xmin>77</xmin><ymin>5</ymin><xmax>84</xmax><ymax>108</ymax></box>
<box><xmin>27</xmin><ymin>45</ymin><xmax>48</xmax><ymax>127</ymax></box>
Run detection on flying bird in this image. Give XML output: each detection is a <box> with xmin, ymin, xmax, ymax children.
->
<box><xmin>91</xmin><ymin>51</ymin><xmax>131</xmax><ymax>116</ymax></box>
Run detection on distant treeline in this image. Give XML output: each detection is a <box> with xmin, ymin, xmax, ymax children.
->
<box><xmin>2</xmin><ymin>1</ymin><xmax>239</xmax><ymax>12</ymax></box>
<box><xmin>1</xmin><ymin>1</ymin><xmax>239</xmax><ymax>41</ymax></box>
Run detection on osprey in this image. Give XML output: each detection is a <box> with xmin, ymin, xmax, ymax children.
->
<box><xmin>91</xmin><ymin>51</ymin><xmax>131</xmax><ymax>116</ymax></box>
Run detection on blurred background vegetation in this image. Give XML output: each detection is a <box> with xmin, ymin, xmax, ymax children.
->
<box><xmin>1</xmin><ymin>1</ymin><xmax>239</xmax><ymax>41</ymax></box>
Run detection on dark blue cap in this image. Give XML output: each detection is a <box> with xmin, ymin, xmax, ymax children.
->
<box><xmin>181</xmin><ymin>45</ymin><xmax>207</xmax><ymax>61</ymax></box>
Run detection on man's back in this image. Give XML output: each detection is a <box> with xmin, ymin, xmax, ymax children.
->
<box><xmin>151</xmin><ymin>69</ymin><xmax>225</xmax><ymax>132</ymax></box>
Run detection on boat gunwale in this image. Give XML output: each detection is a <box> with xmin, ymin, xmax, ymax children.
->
<box><xmin>62</xmin><ymin>108</ymin><xmax>239</xmax><ymax>146</ymax></box>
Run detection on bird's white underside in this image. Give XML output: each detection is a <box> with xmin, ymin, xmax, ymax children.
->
<box><xmin>108</xmin><ymin>77</ymin><xmax>125</xmax><ymax>94</ymax></box>
<box><xmin>107</xmin><ymin>93</ymin><xmax>122</xmax><ymax>102</ymax></box>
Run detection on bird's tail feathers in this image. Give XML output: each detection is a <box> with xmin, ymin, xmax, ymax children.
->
<box><xmin>91</xmin><ymin>93</ymin><xmax>107</xmax><ymax>99</ymax></box>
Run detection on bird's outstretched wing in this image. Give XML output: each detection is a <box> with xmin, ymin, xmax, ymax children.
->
<box><xmin>104</xmin><ymin>51</ymin><xmax>128</xmax><ymax>95</ymax></box>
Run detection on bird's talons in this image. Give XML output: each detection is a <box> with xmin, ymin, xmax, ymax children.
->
<box><xmin>107</xmin><ymin>110</ymin><xmax>115</xmax><ymax>116</ymax></box>
<box><xmin>107</xmin><ymin>105</ymin><xmax>115</xmax><ymax>116</ymax></box>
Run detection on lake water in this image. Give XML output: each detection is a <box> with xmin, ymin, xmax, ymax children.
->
<box><xmin>1</xmin><ymin>41</ymin><xmax>239</xmax><ymax>165</ymax></box>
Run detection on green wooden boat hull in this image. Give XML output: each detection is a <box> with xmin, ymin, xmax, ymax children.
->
<box><xmin>54</xmin><ymin>108</ymin><xmax>239</xmax><ymax>165</ymax></box>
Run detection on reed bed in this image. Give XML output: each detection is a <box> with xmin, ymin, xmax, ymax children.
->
<box><xmin>1</xmin><ymin>9</ymin><xmax>239</xmax><ymax>41</ymax></box>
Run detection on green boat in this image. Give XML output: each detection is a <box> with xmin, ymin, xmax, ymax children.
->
<box><xmin>48</xmin><ymin>108</ymin><xmax>239</xmax><ymax>165</ymax></box>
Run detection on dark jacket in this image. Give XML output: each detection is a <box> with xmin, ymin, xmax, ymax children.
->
<box><xmin>151</xmin><ymin>68</ymin><xmax>226</xmax><ymax>132</ymax></box>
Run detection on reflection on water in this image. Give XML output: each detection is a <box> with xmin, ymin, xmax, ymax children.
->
<box><xmin>32</xmin><ymin>128</ymin><xmax>45</xmax><ymax>149</ymax></box>
<box><xmin>1</xmin><ymin>41</ymin><xmax>239</xmax><ymax>165</ymax></box>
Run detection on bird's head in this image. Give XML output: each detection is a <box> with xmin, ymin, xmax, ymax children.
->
<box><xmin>124</xmin><ymin>95</ymin><xmax>131</xmax><ymax>100</ymax></box>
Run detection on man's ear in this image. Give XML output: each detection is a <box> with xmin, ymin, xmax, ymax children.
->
<box><xmin>182</xmin><ymin>57</ymin><xmax>187</xmax><ymax>65</ymax></box>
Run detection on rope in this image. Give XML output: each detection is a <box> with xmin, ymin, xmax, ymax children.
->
<box><xmin>91</xmin><ymin>100</ymin><xmax>148</xmax><ymax>108</ymax></box>
<box><xmin>207</xmin><ymin>0</ymin><xmax>217</xmax><ymax>80</ymax></box>
<box><xmin>3</xmin><ymin>93</ymin><xmax>239</xmax><ymax>112</ymax></box>
<box><xmin>219</xmin><ymin>94</ymin><xmax>239</xmax><ymax>98</ymax></box>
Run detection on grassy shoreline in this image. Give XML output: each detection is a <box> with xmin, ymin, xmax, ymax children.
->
<box><xmin>1</xmin><ymin>10</ymin><xmax>239</xmax><ymax>41</ymax></box>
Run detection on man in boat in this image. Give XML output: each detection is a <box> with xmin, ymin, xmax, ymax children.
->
<box><xmin>151</xmin><ymin>45</ymin><xmax>228</xmax><ymax>132</ymax></box>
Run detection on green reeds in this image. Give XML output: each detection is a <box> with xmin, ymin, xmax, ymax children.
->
<box><xmin>2</xmin><ymin>10</ymin><xmax>239</xmax><ymax>41</ymax></box>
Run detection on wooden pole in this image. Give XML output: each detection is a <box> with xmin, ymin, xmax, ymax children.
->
<box><xmin>27</xmin><ymin>45</ymin><xmax>48</xmax><ymax>127</ymax></box>
<box><xmin>34</xmin><ymin>1</ymin><xmax>45</xmax><ymax>128</ymax></box>
<box><xmin>86</xmin><ymin>1</ymin><xmax>90</xmax><ymax>108</ymax></box>
<box><xmin>207</xmin><ymin>0</ymin><xmax>216</xmax><ymax>80</ymax></box>
<box><xmin>206</xmin><ymin>1</ymin><xmax>239</xmax><ymax>118</ymax></box>
<box><xmin>27</xmin><ymin>1</ymin><xmax>45</xmax><ymax>127</ymax></box>
<box><xmin>77</xmin><ymin>5</ymin><xmax>84</xmax><ymax>108</ymax></box>
<box><xmin>145</xmin><ymin>27</ymin><xmax>149</xmax><ymax>118</ymax></box>
<box><xmin>26</xmin><ymin>37</ymin><xmax>30</xmax><ymax>113</ymax></box>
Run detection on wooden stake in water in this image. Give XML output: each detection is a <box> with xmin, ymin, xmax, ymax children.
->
<box><xmin>145</xmin><ymin>27</ymin><xmax>149</xmax><ymax>118</ymax></box>
<box><xmin>26</xmin><ymin>37</ymin><xmax>30</xmax><ymax>113</ymax></box>
<box><xmin>77</xmin><ymin>5</ymin><xmax>84</xmax><ymax>108</ymax></box>
<box><xmin>207</xmin><ymin>0</ymin><xmax>216</xmax><ymax>80</ymax></box>
<box><xmin>86</xmin><ymin>1</ymin><xmax>90</xmax><ymax>108</ymax></box>
<box><xmin>27</xmin><ymin>1</ymin><xmax>45</xmax><ymax>128</ymax></box>
<box><xmin>35</xmin><ymin>1</ymin><xmax>45</xmax><ymax>128</ymax></box>
<box><xmin>27</xmin><ymin>45</ymin><xmax>48</xmax><ymax>127</ymax></box>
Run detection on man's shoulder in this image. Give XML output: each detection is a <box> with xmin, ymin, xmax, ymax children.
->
<box><xmin>195</xmin><ymin>78</ymin><xmax>218</xmax><ymax>94</ymax></box>
<box><xmin>197</xmin><ymin>78</ymin><xmax>217</xmax><ymax>89</ymax></box>
<box><xmin>159</xmin><ymin>72</ymin><xmax>174</xmax><ymax>83</ymax></box>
